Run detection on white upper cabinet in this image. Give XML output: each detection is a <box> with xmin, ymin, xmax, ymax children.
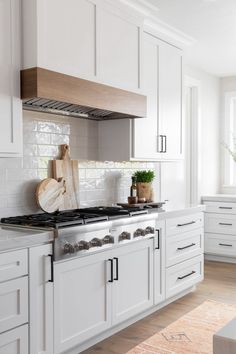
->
<box><xmin>96</xmin><ymin>3</ymin><xmax>141</xmax><ymax>91</ymax></box>
<box><xmin>22</xmin><ymin>0</ymin><xmax>142</xmax><ymax>92</ymax></box>
<box><xmin>99</xmin><ymin>32</ymin><xmax>183</xmax><ymax>161</ymax></box>
<box><xmin>0</xmin><ymin>0</ymin><xmax>22</xmax><ymax>156</ymax></box>
<box><xmin>134</xmin><ymin>33</ymin><xmax>183</xmax><ymax>160</ymax></box>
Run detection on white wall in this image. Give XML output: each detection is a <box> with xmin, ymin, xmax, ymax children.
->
<box><xmin>160</xmin><ymin>65</ymin><xmax>220</xmax><ymax>208</ymax></box>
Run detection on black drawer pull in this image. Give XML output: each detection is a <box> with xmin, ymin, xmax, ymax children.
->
<box><xmin>219</xmin><ymin>206</ymin><xmax>233</xmax><ymax>209</ymax></box>
<box><xmin>113</xmin><ymin>257</ymin><xmax>119</xmax><ymax>281</ymax></box>
<box><xmin>48</xmin><ymin>254</ymin><xmax>54</xmax><ymax>283</ymax></box>
<box><xmin>178</xmin><ymin>270</ymin><xmax>196</xmax><ymax>280</ymax></box>
<box><xmin>108</xmin><ymin>259</ymin><xmax>113</xmax><ymax>283</ymax></box>
<box><xmin>155</xmin><ymin>229</ymin><xmax>160</xmax><ymax>250</ymax></box>
<box><xmin>219</xmin><ymin>222</ymin><xmax>232</xmax><ymax>226</ymax></box>
<box><xmin>177</xmin><ymin>243</ymin><xmax>196</xmax><ymax>251</ymax></box>
<box><xmin>219</xmin><ymin>243</ymin><xmax>233</xmax><ymax>247</ymax></box>
<box><xmin>177</xmin><ymin>221</ymin><xmax>196</xmax><ymax>227</ymax></box>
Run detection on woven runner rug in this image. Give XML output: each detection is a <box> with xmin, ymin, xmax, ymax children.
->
<box><xmin>127</xmin><ymin>300</ymin><xmax>236</xmax><ymax>354</ymax></box>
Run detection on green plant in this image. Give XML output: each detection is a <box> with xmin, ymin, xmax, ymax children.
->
<box><xmin>133</xmin><ymin>170</ymin><xmax>155</xmax><ymax>183</ymax></box>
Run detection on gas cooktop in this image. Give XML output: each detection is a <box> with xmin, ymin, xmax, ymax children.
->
<box><xmin>1</xmin><ymin>210</ymin><xmax>108</xmax><ymax>229</ymax></box>
<box><xmin>0</xmin><ymin>205</ymin><xmax>159</xmax><ymax>229</ymax></box>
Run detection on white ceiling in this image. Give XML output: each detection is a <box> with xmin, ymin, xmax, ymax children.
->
<box><xmin>146</xmin><ymin>0</ymin><xmax>236</xmax><ymax>77</ymax></box>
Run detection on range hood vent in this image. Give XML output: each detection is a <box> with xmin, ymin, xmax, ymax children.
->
<box><xmin>21</xmin><ymin>68</ymin><xmax>147</xmax><ymax>121</ymax></box>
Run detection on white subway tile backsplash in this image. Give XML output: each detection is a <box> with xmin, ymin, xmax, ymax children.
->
<box><xmin>0</xmin><ymin>111</ymin><xmax>159</xmax><ymax>217</ymax></box>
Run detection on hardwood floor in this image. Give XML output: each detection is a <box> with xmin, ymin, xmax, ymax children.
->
<box><xmin>82</xmin><ymin>261</ymin><xmax>236</xmax><ymax>354</ymax></box>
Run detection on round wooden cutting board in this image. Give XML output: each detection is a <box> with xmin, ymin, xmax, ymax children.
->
<box><xmin>36</xmin><ymin>178</ymin><xmax>66</xmax><ymax>213</ymax></box>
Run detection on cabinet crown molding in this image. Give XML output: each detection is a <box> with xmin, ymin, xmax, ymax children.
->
<box><xmin>118</xmin><ymin>0</ymin><xmax>195</xmax><ymax>48</ymax></box>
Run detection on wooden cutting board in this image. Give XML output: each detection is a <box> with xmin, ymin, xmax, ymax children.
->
<box><xmin>36</xmin><ymin>178</ymin><xmax>66</xmax><ymax>213</ymax></box>
<box><xmin>51</xmin><ymin>144</ymin><xmax>79</xmax><ymax>210</ymax></box>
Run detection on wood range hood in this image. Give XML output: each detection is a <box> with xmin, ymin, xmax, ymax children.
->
<box><xmin>21</xmin><ymin>67</ymin><xmax>147</xmax><ymax>121</ymax></box>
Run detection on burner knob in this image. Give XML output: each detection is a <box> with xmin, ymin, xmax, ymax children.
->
<box><xmin>63</xmin><ymin>242</ymin><xmax>75</xmax><ymax>254</ymax></box>
<box><xmin>134</xmin><ymin>228</ymin><xmax>145</xmax><ymax>237</ymax></box>
<box><xmin>145</xmin><ymin>226</ymin><xmax>155</xmax><ymax>235</ymax></box>
<box><xmin>78</xmin><ymin>240</ymin><xmax>91</xmax><ymax>250</ymax></box>
<box><xmin>103</xmin><ymin>235</ymin><xmax>114</xmax><ymax>244</ymax></box>
<box><xmin>90</xmin><ymin>238</ymin><xmax>104</xmax><ymax>247</ymax></box>
<box><xmin>119</xmin><ymin>231</ymin><xmax>131</xmax><ymax>241</ymax></box>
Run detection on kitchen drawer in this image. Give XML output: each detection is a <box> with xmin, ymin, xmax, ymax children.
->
<box><xmin>203</xmin><ymin>201</ymin><xmax>236</xmax><ymax>214</ymax></box>
<box><xmin>0</xmin><ymin>249</ymin><xmax>28</xmax><ymax>283</ymax></box>
<box><xmin>166</xmin><ymin>255</ymin><xmax>203</xmax><ymax>299</ymax></box>
<box><xmin>205</xmin><ymin>213</ymin><xmax>236</xmax><ymax>235</ymax></box>
<box><xmin>205</xmin><ymin>233</ymin><xmax>236</xmax><ymax>257</ymax></box>
<box><xmin>0</xmin><ymin>324</ymin><xmax>28</xmax><ymax>354</ymax></box>
<box><xmin>0</xmin><ymin>277</ymin><xmax>28</xmax><ymax>334</ymax></box>
<box><xmin>166</xmin><ymin>229</ymin><xmax>203</xmax><ymax>267</ymax></box>
<box><xmin>166</xmin><ymin>213</ymin><xmax>203</xmax><ymax>236</ymax></box>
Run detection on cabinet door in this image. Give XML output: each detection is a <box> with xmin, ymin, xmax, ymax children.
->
<box><xmin>112</xmin><ymin>239</ymin><xmax>153</xmax><ymax>325</ymax></box>
<box><xmin>54</xmin><ymin>251</ymin><xmax>112</xmax><ymax>354</ymax></box>
<box><xmin>133</xmin><ymin>33</ymin><xmax>159</xmax><ymax>159</ymax></box>
<box><xmin>97</xmin><ymin>3</ymin><xmax>141</xmax><ymax>91</ymax></box>
<box><xmin>0</xmin><ymin>325</ymin><xmax>28</xmax><ymax>354</ymax></box>
<box><xmin>133</xmin><ymin>33</ymin><xmax>183</xmax><ymax>160</ymax></box>
<box><xmin>154</xmin><ymin>221</ymin><xmax>166</xmax><ymax>305</ymax></box>
<box><xmin>0</xmin><ymin>277</ymin><xmax>28</xmax><ymax>334</ymax></box>
<box><xmin>159</xmin><ymin>40</ymin><xmax>183</xmax><ymax>159</ymax></box>
<box><xmin>29</xmin><ymin>244</ymin><xmax>53</xmax><ymax>354</ymax></box>
<box><xmin>0</xmin><ymin>0</ymin><xmax>22</xmax><ymax>156</ymax></box>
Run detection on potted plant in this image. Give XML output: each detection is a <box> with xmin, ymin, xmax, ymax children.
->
<box><xmin>132</xmin><ymin>170</ymin><xmax>155</xmax><ymax>202</ymax></box>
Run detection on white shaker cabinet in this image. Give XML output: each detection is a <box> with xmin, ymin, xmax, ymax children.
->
<box><xmin>0</xmin><ymin>0</ymin><xmax>22</xmax><ymax>156</ymax></box>
<box><xmin>154</xmin><ymin>221</ymin><xmax>166</xmax><ymax>305</ymax></box>
<box><xmin>54</xmin><ymin>250</ymin><xmax>112</xmax><ymax>354</ymax></box>
<box><xmin>98</xmin><ymin>32</ymin><xmax>183</xmax><ymax>161</ymax></box>
<box><xmin>29</xmin><ymin>244</ymin><xmax>54</xmax><ymax>354</ymax></box>
<box><xmin>0</xmin><ymin>325</ymin><xmax>28</xmax><ymax>354</ymax></box>
<box><xmin>111</xmin><ymin>239</ymin><xmax>154</xmax><ymax>325</ymax></box>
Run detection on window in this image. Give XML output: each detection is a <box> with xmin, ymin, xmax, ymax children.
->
<box><xmin>223</xmin><ymin>92</ymin><xmax>236</xmax><ymax>186</ymax></box>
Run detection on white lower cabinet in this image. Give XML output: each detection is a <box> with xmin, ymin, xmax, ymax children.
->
<box><xmin>0</xmin><ymin>277</ymin><xmax>28</xmax><ymax>334</ymax></box>
<box><xmin>154</xmin><ymin>221</ymin><xmax>165</xmax><ymax>305</ymax></box>
<box><xmin>166</xmin><ymin>255</ymin><xmax>204</xmax><ymax>299</ymax></box>
<box><xmin>166</xmin><ymin>229</ymin><xmax>203</xmax><ymax>267</ymax></box>
<box><xmin>54</xmin><ymin>240</ymin><xmax>154</xmax><ymax>353</ymax></box>
<box><xmin>54</xmin><ymin>250</ymin><xmax>112</xmax><ymax>354</ymax></box>
<box><xmin>205</xmin><ymin>233</ymin><xmax>236</xmax><ymax>257</ymax></box>
<box><xmin>29</xmin><ymin>244</ymin><xmax>54</xmax><ymax>354</ymax></box>
<box><xmin>0</xmin><ymin>324</ymin><xmax>28</xmax><ymax>354</ymax></box>
<box><xmin>111</xmin><ymin>239</ymin><xmax>154</xmax><ymax>325</ymax></box>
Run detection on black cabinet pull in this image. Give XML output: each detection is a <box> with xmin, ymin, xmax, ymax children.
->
<box><xmin>155</xmin><ymin>229</ymin><xmax>160</xmax><ymax>249</ymax></box>
<box><xmin>219</xmin><ymin>206</ymin><xmax>232</xmax><ymax>210</ymax></box>
<box><xmin>108</xmin><ymin>259</ymin><xmax>113</xmax><ymax>283</ymax></box>
<box><xmin>177</xmin><ymin>243</ymin><xmax>196</xmax><ymax>251</ymax></box>
<box><xmin>178</xmin><ymin>270</ymin><xmax>196</xmax><ymax>280</ymax></box>
<box><xmin>219</xmin><ymin>243</ymin><xmax>233</xmax><ymax>247</ymax></box>
<box><xmin>163</xmin><ymin>135</ymin><xmax>167</xmax><ymax>153</ymax></box>
<box><xmin>177</xmin><ymin>221</ymin><xmax>196</xmax><ymax>227</ymax></box>
<box><xmin>158</xmin><ymin>135</ymin><xmax>164</xmax><ymax>153</ymax></box>
<box><xmin>219</xmin><ymin>222</ymin><xmax>232</xmax><ymax>226</ymax></box>
<box><xmin>113</xmin><ymin>257</ymin><xmax>119</xmax><ymax>281</ymax></box>
<box><xmin>48</xmin><ymin>254</ymin><xmax>54</xmax><ymax>283</ymax></box>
